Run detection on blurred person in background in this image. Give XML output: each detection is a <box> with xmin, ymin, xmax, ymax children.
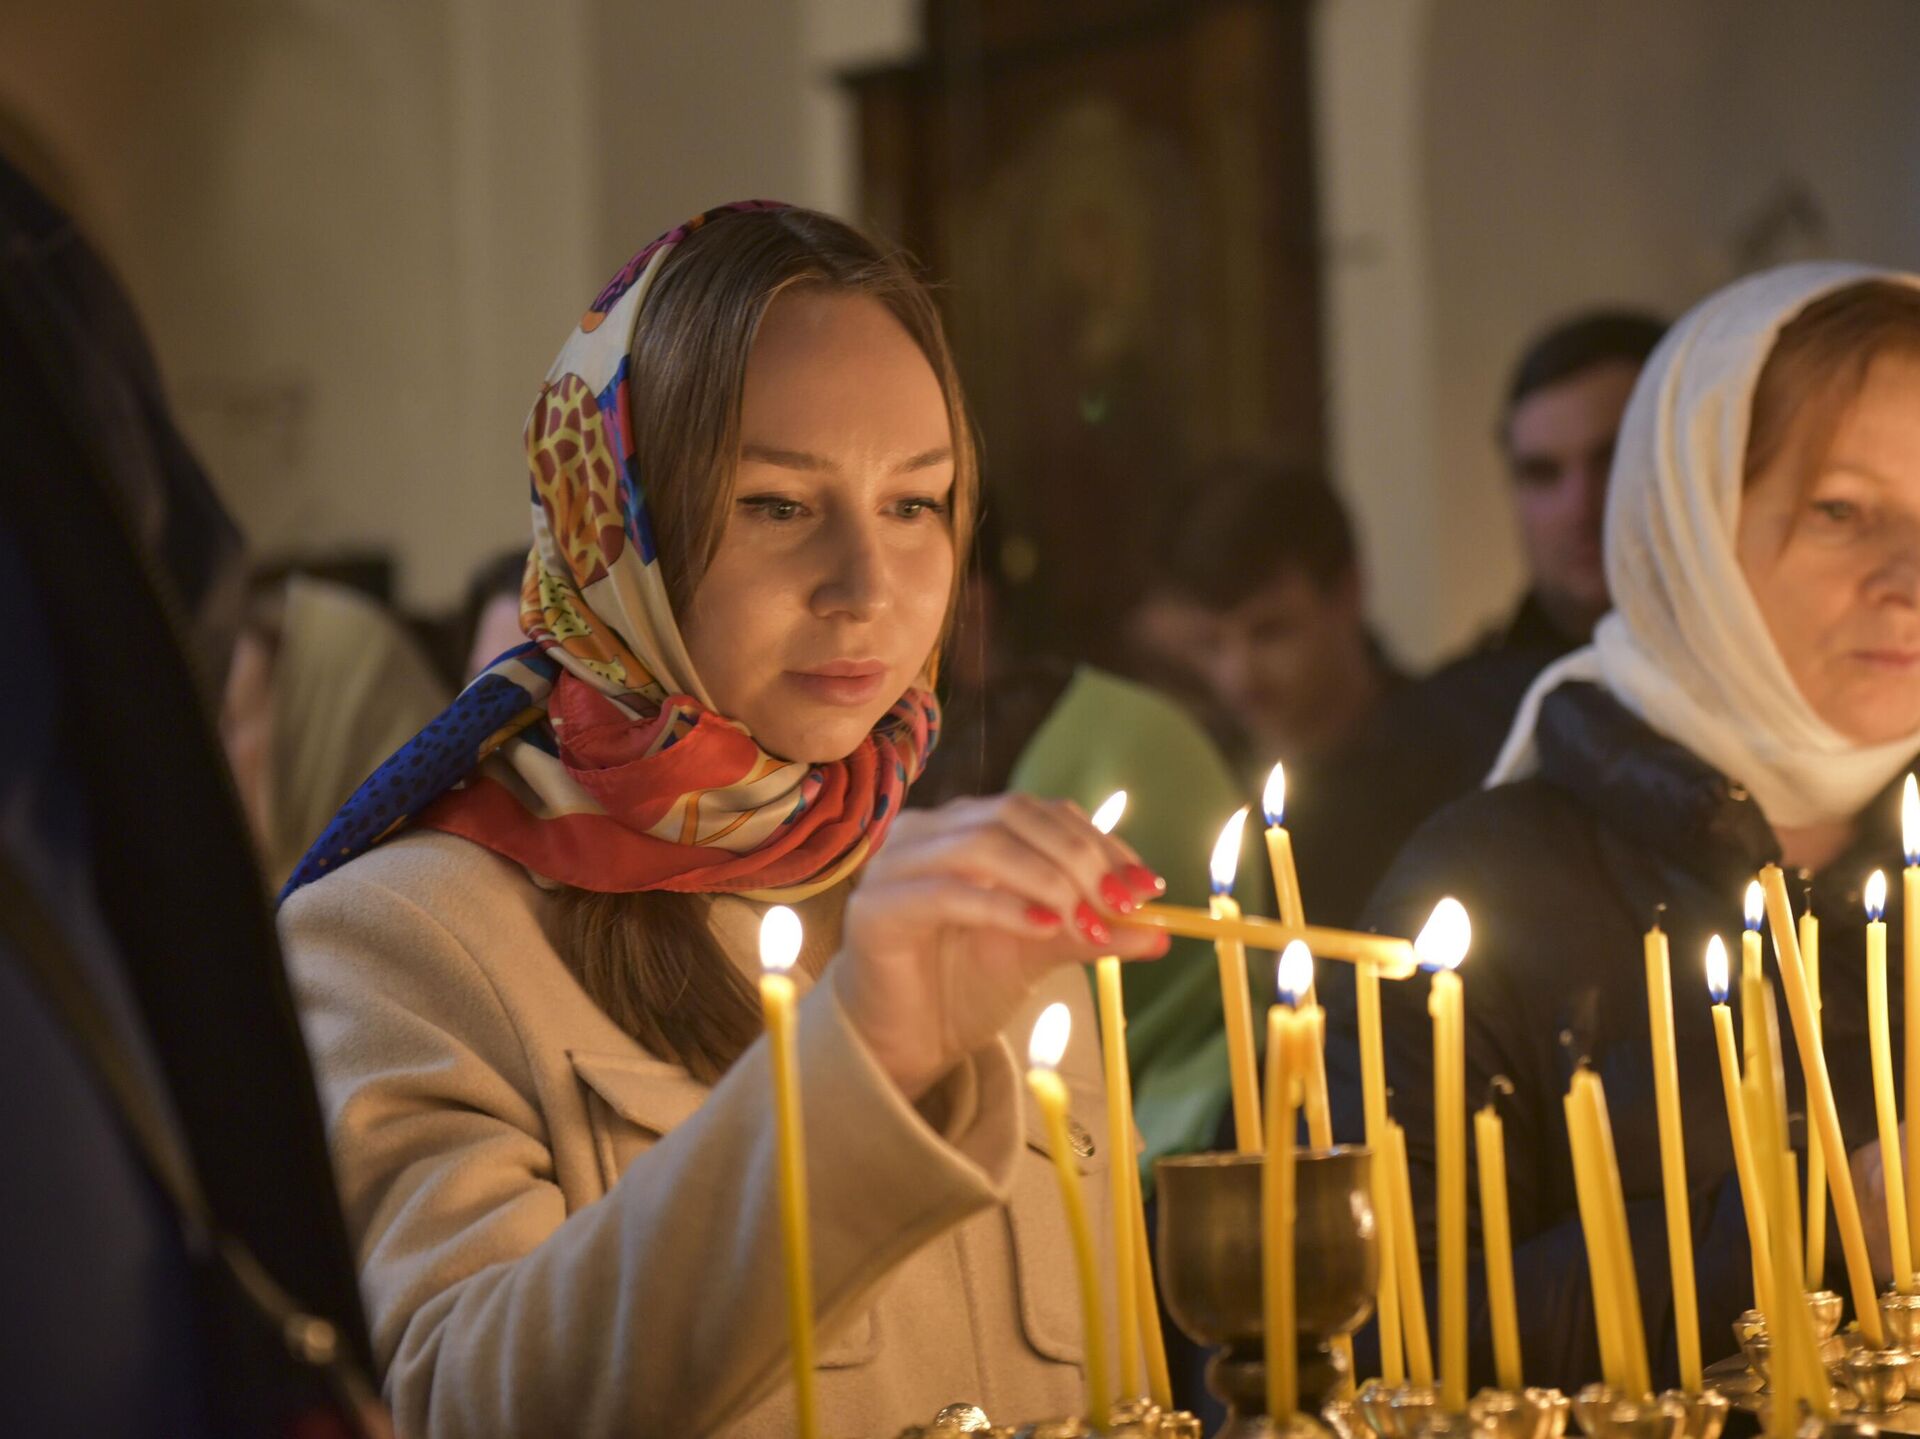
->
<box><xmin>0</xmin><ymin>12</ymin><xmax>383</xmax><ymax>1426</ymax></box>
<box><xmin>222</xmin><ymin>574</ymin><xmax>449</xmax><ymax>890</ymax></box>
<box><xmin>1403</xmin><ymin>310</ymin><xmax>1668</xmax><ymax>799</ymax></box>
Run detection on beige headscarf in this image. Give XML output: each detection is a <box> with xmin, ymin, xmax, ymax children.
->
<box><xmin>1489</xmin><ymin>261</ymin><xmax>1920</xmax><ymax>828</ymax></box>
<box><xmin>262</xmin><ymin>577</ymin><xmax>449</xmax><ymax>885</ymax></box>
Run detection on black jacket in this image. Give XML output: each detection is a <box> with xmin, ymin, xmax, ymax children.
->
<box><xmin>1324</xmin><ymin>681</ymin><xmax>1908</xmax><ymax>1393</ymax></box>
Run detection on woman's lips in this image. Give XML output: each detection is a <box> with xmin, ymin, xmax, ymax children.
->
<box><xmin>786</xmin><ymin>663</ymin><xmax>888</xmax><ymax>706</ymax></box>
<box><xmin>1851</xmin><ymin>648</ymin><xmax>1920</xmax><ymax>671</ymax></box>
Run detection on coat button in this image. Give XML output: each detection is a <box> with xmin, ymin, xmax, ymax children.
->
<box><xmin>1068</xmin><ymin>1119</ymin><xmax>1095</xmax><ymax>1158</ymax></box>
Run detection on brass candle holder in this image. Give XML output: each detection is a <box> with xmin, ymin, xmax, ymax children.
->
<box><xmin>1155</xmin><ymin>1148</ymin><xmax>1378</xmax><ymax>1439</ymax></box>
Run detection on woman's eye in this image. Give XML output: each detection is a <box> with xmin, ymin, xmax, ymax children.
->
<box><xmin>1811</xmin><ymin>498</ymin><xmax>1861</xmax><ymax>526</ymax></box>
<box><xmin>740</xmin><ymin>496</ymin><xmax>805</xmax><ymax>522</ymax></box>
<box><xmin>893</xmin><ymin>497</ymin><xmax>948</xmax><ymax>520</ymax></box>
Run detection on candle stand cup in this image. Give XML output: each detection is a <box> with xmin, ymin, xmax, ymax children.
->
<box><xmin>1806</xmin><ymin>1291</ymin><xmax>1846</xmax><ymax>1342</ymax></box>
<box><xmin>1569</xmin><ymin>1385</ymin><xmax>1685</xmax><ymax>1439</ymax></box>
<box><xmin>1353</xmin><ymin>1380</ymin><xmax>1442</xmax><ymax>1439</ymax></box>
<box><xmin>1881</xmin><ymin>1290</ymin><xmax>1920</xmax><ymax>1349</ymax></box>
<box><xmin>1156</xmin><ymin>1148</ymin><xmax>1377</xmax><ymax>1439</ymax></box>
<box><xmin>1840</xmin><ymin>1346</ymin><xmax>1911</xmax><ymax>1413</ymax></box>
<box><xmin>1794</xmin><ymin>1422</ymin><xmax>1885</xmax><ymax>1439</ymax></box>
<box><xmin>1467</xmin><ymin>1386</ymin><xmax>1572</xmax><ymax>1439</ymax></box>
<box><xmin>1660</xmin><ymin>1390</ymin><xmax>1728</xmax><ymax>1439</ymax></box>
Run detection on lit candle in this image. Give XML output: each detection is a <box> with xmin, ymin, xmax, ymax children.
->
<box><xmin>1643</xmin><ymin>921</ymin><xmax>1702</xmax><ymax>1391</ymax></box>
<box><xmin>1565</xmin><ymin>1067</ymin><xmax>1652</xmax><ymax>1397</ymax></box>
<box><xmin>1121</xmin><ymin>903</ymin><xmax>1419</xmax><ymax>978</ymax></box>
<box><xmin>1742</xmin><ymin>881</ymin><xmax>1765</xmax><ymax>1079</ymax></box>
<box><xmin>1743</xmin><ymin>982</ymin><xmax>1834</xmax><ymax>1425</ymax></box>
<box><xmin>1758</xmin><ymin>865</ymin><xmax>1886</xmax><ymax>1344</ymax></box>
<box><xmin>1263</xmin><ymin>763</ymin><xmax>1331</xmax><ymax>1151</ymax></box>
<box><xmin>1089</xmin><ymin>791</ymin><xmax>1143</xmax><ymax>1397</ymax></box>
<box><xmin>1265</xmin><ymin>942</ymin><xmax>1315</xmax><ymax>1419</ymax></box>
<box><xmin>1707</xmin><ymin>935</ymin><xmax>1776</xmax><ymax>1316</ymax></box>
<box><xmin>1904</xmin><ymin>775</ymin><xmax>1920</xmax><ymax>1275</ymax></box>
<box><xmin>1475</xmin><ymin>1092</ymin><xmax>1523</xmax><ymax>1392</ymax></box>
<box><xmin>1027</xmin><ymin>1003</ymin><xmax>1112</xmax><ymax>1428</ymax></box>
<box><xmin>1385</xmin><ymin>1118</ymin><xmax>1436</xmax><ymax>1385</ymax></box>
<box><xmin>1210</xmin><ymin>808</ymin><xmax>1264</xmax><ymax>1154</ymax></box>
<box><xmin>759</xmin><ymin>906</ymin><xmax>819</xmax><ymax>1439</ymax></box>
<box><xmin>1866</xmin><ymin>870</ymin><xmax>1916</xmax><ymax>1292</ymax></box>
<box><xmin>1417</xmin><ymin>897</ymin><xmax>1471</xmax><ymax>1411</ymax></box>
<box><xmin>1356</xmin><ymin>956</ymin><xmax>1405</xmax><ymax>1384</ymax></box>
<box><xmin>1802</xmin><ymin>899</ymin><xmax>1827</xmax><ymax>1291</ymax></box>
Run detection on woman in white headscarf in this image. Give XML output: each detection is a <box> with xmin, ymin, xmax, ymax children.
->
<box><xmin>1324</xmin><ymin>264</ymin><xmax>1920</xmax><ymax>1393</ymax></box>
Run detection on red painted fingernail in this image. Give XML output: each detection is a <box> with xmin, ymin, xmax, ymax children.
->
<box><xmin>1025</xmin><ymin>903</ymin><xmax>1064</xmax><ymax>929</ymax></box>
<box><xmin>1123</xmin><ymin>863</ymin><xmax>1166</xmax><ymax>898</ymax></box>
<box><xmin>1149</xmin><ymin>930</ymin><xmax>1171</xmax><ymax>956</ymax></box>
<box><xmin>1098</xmin><ymin>873</ymin><xmax>1137</xmax><ymax>913</ymax></box>
<box><xmin>1074</xmin><ymin>902</ymin><xmax>1112</xmax><ymax>947</ymax></box>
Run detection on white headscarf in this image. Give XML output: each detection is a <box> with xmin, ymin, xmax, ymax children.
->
<box><xmin>1487</xmin><ymin>261</ymin><xmax>1920</xmax><ymax>828</ymax></box>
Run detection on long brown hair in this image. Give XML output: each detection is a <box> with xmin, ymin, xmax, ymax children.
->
<box><xmin>1746</xmin><ymin>278</ymin><xmax>1920</xmax><ymax>488</ymax></box>
<box><xmin>549</xmin><ymin>207</ymin><xmax>978</xmax><ymax>1085</ymax></box>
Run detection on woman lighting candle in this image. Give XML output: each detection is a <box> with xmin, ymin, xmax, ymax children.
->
<box><xmin>1416</xmin><ymin>897</ymin><xmax>1471</xmax><ymax>1411</ymax></box>
<box><xmin>759</xmin><ymin>905</ymin><xmax>819</xmax><ymax>1439</ymax></box>
<box><xmin>1210</xmin><ymin>807</ymin><xmax>1264</xmax><ymax>1153</ymax></box>
<box><xmin>1865</xmin><ymin>869</ymin><xmax>1916</xmax><ymax>1292</ymax></box>
<box><xmin>1027</xmin><ymin>1003</ymin><xmax>1112</xmax><ymax>1428</ymax></box>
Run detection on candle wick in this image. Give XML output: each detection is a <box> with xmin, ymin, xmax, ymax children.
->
<box><xmin>1484</xmin><ymin>1074</ymin><xmax>1515</xmax><ymax>1109</ymax></box>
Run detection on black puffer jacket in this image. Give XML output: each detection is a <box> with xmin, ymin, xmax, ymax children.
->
<box><xmin>1323</xmin><ymin>681</ymin><xmax>1910</xmax><ymax>1393</ymax></box>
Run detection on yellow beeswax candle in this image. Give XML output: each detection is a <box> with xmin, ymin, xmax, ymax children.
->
<box><xmin>1802</xmin><ymin>903</ymin><xmax>1827</xmax><ymax>1290</ymax></box>
<box><xmin>759</xmin><ymin>906</ymin><xmax>819</xmax><ymax>1439</ymax></box>
<box><xmin>1121</xmin><ymin>903</ymin><xmax>1419</xmax><ymax>977</ymax></box>
<box><xmin>1356</xmin><ymin>962</ymin><xmax>1405</xmax><ymax>1384</ymax></box>
<box><xmin>1904</xmin><ymin>775</ymin><xmax>1920</xmax><ymax>1272</ymax></box>
<box><xmin>1759</xmin><ymin>865</ymin><xmax>1885</xmax><ymax>1345</ymax></box>
<box><xmin>1570</xmin><ymin>1068</ymin><xmax>1652</xmax><ymax>1398</ymax></box>
<box><xmin>1643</xmin><ymin>922</ymin><xmax>1702</xmax><ymax>1391</ymax></box>
<box><xmin>1263</xmin><ymin>764</ymin><xmax>1332</xmax><ymax>1152</ymax></box>
<box><xmin>1027</xmin><ymin>1003</ymin><xmax>1112</xmax><ymax>1428</ymax></box>
<box><xmin>1866</xmin><ymin>871</ymin><xmax>1916</xmax><ymax>1292</ymax></box>
<box><xmin>1475</xmin><ymin>1097</ymin><xmax>1524</xmax><ymax>1392</ymax></box>
<box><xmin>1385</xmin><ymin>1119</ymin><xmax>1435</xmax><ymax>1385</ymax></box>
<box><xmin>1707</xmin><ymin>936</ymin><xmax>1775</xmax><ymax>1316</ymax></box>
<box><xmin>1742</xmin><ymin>881</ymin><xmax>1765</xmax><ymax>1079</ymax></box>
<box><xmin>1565</xmin><ymin>1077</ymin><xmax>1628</xmax><ymax>1392</ymax></box>
<box><xmin>1745</xmin><ymin>995</ymin><xmax>1834</xmax><ymax>1425</ymax></box>
<box><xmin>1210</xmin><ymin>808</ymin><xmax>1264</xmax><ymax>1154</ymax></box>
<box><xmin>1264</xmin><ymin>943</ymin><xmax>1315</xmax><ymax>1420</ymax></box>
<box><xmin>1130</xmin><ymin>1162</ymin><xmax>1173</xmax><ymax>1408</ymax></box>
<box><xmin>1088</xmin><ymin>792</ymin><xmax>1142</xmax><ymax>1395</ymax></box>
<box><xmin>1417</xmin><ymin>898</ymin><xmax>1471</xmax><ymax>1411</ymax></box>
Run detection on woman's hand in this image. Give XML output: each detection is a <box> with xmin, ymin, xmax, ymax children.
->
<box><xmin>833</xmin><ymin>793</ymin><xmax>1168</xmax><ymax>1101</ymax></box>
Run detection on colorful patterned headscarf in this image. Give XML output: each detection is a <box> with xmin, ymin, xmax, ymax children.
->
<box><xmin>281</xmin><ymin>202</ymin><xmax>940</xmax><ymax>903</ymax></box>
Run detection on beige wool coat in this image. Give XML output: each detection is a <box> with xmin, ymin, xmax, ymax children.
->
<box><xmin>279</xmin><ymin>829</ymin><xmax>1124</xmax><ymax>1438</ymax></box>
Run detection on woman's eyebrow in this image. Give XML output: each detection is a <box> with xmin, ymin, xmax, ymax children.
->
<box><xmin>1821</xmin><ymin>461</ymin><xmax>1898</xmax><ymax>487</ymax></box>
<box><xmin>737</xmin><ymin>443</ymin><xmax>953</xmax><ymax>474</ymax></box>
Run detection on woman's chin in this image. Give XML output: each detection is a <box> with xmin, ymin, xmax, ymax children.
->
<box><xmin>1819</xmin><ymin>677</ymin><xmax>1920</xmax><ymax>747</ymax></box>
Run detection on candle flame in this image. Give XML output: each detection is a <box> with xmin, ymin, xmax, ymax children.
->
<box><xmin>1743</xmin><ymin>880</ymin><xmax>1764</xmax><ymax>932</ymax></box>
<box><xmin>1414</xmin><ymin>896</ymin><xmax>1471</xmax><ymax>972</ymax></box>
<box><xmin>1867</xmin><ymin>868</ymin><xmax>1889</xmax><ymax>921</ymax></box>
<box><xmin>1209</xmin><ymin>806</ymin><xmax>1250</xmax><ymax>894</ymax></box>
<box><xmin>759</xmin><ymin>904</ymin><xmax>802</xmax><ymax>974</ymax></box>
<box><xmin>1277</xmin><ymin>940</ymin><xmax>1314</xmax><ymax>1007</ymax></box>
<box><xmin>1906</xmin><ymin>774</ymin><xmax>1919</xmax><ymax>865</ymax></box>
<box><xmin>1090</xmin><ymin>790</ymin><xmax>1127</xmax><ymax>836</ymax></box>
<box><xmin>1027</xmin><ymin>1001</ymin><xmax>1071</xmax><ymax>1070</ymax></box>
<box><xmin>1706</xmin><ymin>934</ymin><xmax>1729</xmax><ymax>1004</ymax></box>
<box><xmin>1262</xmin><ymin>762</ymin><xmax>1288</xmax><ymax>827</ymax></box>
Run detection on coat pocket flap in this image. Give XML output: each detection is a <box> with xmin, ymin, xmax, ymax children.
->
<box><xmin>569</xmin><ymin>1049</ymin><xmax>708</xmax><ymax>1139</ymax></box>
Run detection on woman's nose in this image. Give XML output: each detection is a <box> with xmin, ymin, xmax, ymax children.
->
<box><xmin>809</xmin><ymin>514</ymin><xmax>889</xmax><ymax>621</ymax></box>
<box><xmin>1868</xmin><ymin>521</ymin><xmax>1920</xmax><ymax>606</ymax></box>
